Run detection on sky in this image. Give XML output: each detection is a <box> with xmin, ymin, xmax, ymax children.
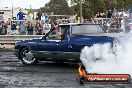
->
<box><xmin>0</xmin><ymin>0</ymin><xmax>50</xmax><ymax>9</ymax></box>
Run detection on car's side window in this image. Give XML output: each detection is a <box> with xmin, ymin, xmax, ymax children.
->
<box><xmin>60</xmin><ymin>26</ymin><xmax>69</xmax><ymax>40</ymax></box>
<box><xmin>47</xmin><ymin>30</ymin><xmax>57</xmax><ymax>40</ymax></box>
<box><xmin>46</xmin><ymin>25</ymin><xmax>69</xmax><ymax>40</ymax></box>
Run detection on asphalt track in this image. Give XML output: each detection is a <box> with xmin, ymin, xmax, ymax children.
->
<box><xmin>0</xmin><ymin>51</ymin><xmax>132</xmax><ymax>88</ymax></box>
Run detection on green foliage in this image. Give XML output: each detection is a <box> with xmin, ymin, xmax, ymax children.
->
<box><xmin>40</xmin><ymin>0</ymin><xmax>74</xmax><ymax>15</ymax></box>
<box><xmin>82</xmin><ymin>1</ymin><xmax>94</xmax><ymax>19</ymax></box>
<box><xmin>70</xmin><ymin>0</ymin><xmax>85</xmax><ymax>5</ymax></box>
<box><xmin>40</xmin><ymin>0</ymin><xmax>132</xmax><ymax>19</ymax></box>
<box><xmin>71</xmin><ymin>0</ymin><xmax>132</xmax><ymax>19</ymax></box>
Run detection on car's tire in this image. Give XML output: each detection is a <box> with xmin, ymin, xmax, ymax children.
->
<box><xmin>20</xmin><ymin>47</ymin><xmax>38</xmax><ymax>65</ymax></box>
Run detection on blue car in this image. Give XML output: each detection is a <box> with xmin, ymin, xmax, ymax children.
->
<box><xmin>14</xmin><ymin>23</ymin><xmax>117</xmax><ymax>65</ymax></box>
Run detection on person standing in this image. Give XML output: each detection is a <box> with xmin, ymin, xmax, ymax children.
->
<box><xmin>35</xmin><ymin>21</ymin><xmax>42</xmax><ymax>35</ymax></box>
<box><xmin>27</xmin><ymin>22</ymin><xmax>34</xmax><ymax>35</ymax></box>
<box><xmin>11</xmin><ymin>22</ymin><xmax>17</xmax><ymax>35</ymax></box>
<box><xmin>112</xmin><ymin>8</ymin><xmax>119</xmax><ymax>18</ymax></box>
<box><xmin>0</xmin><ymin>12</ymin><xmax>4</xmax><ymax>21</ymax></box>
<box><xmin>17</xmin><ymin>9</ymin><xmax>25</xmax><ymax>27</ymax></box>
<box><xmin>107</xmin><ymin>10</ymin><xmax>112</xmax><ymax>18</ymax></box>
<box><xmin>0</xmin><ymin>12</ymin><xmax>7</xmax><ymax>35</ymax></box>
<box><xmin>0</xmin><ymin>22</ymin><xmax>3</xmax><ymax>35</ymax></box>
<box><xmin>19</xmin><ymin>21</ymin><xmax>27</xmax><ymax>35</ymax></box>
<box><xmin>36</xmin><ymin>10</ymin><xmax>42</xmax><ymax>20</ymax></box>
<box><xmin>17</xmin><ymin>9</ymin><xmax>25</xmax><ymax>20</ymax></box>
<box><xmin>129</xmin><ymin>8</ymin><xmax>132</xmax><ymax>18</ymax></box>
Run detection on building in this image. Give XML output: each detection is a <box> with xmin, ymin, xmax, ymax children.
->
<box><xmin>0</xmin><ymin>7</ymin><xmax>38</xmax><ymax>20</ymax></box>
<box><xmin>0</xmin><ymin>7</ymin><xmax>12</xmax><ymax>21</ymax></box>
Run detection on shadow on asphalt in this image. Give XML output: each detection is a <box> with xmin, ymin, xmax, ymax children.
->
<box><xmin>22</xmin><ymin>61</ymin><xmax>79</xmax><ymax>69</ymax></box>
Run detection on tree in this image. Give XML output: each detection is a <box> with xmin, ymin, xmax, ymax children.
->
<box><xmin>40</xmin><ymin>0</ymin><xmax>74</xmax><ymax>15</ymax></box>
<box><xmin>28</xmin><ymin>6</ymin><xmax>34</xmax><ymax>19</ymax></box>
<box><xmin>82</xmin><ymin>1</ymin><xmax>94</xmax><ymax>19</ymax></box>
<box><xmin>71</xmin><ymin>0</ymin><xmax>95</xmax><ymax>19</ymax></box>
<box><xmin>71</xmin><ymin>0</ymin><xmax>132</xmax><ymax>19</ymax></box>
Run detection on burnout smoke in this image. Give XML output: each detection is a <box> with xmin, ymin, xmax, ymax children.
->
<box><xmin>80</xmin><ymin>35</ymin><xmax>132</xmax><ymax>75</ymax></box>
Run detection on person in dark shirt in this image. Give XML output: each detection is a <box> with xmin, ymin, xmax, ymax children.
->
<box><xmin>0</xmin><ymin>22</ymin><xmax>3</xmax><ymax>35</ymax></box>
<box><xmin>35</xmin><ymin>22</ymin><xmax>42</xmax><ymax>35</ymax></box>
<box><xmin>27</xmin><ymin>22</ymin><xmax>34</xmax><ymax>35</ymax></box>
<box><xmin>0</xmin><ymin>12</ymin><xmax>4</xmax><ymax>21</ymax></box>
<box><xmin>107</xmin><ymin>10</ymin><xmax>112</xmax><ymax>18</ymax></box>
<box><xmin>37</xmin><ymin>10</ymin><xmax>42</xmax><ymax>20</ymax></box>
<box><xmin>11</xmin><ymin>22</ymin><xmax>17</xmax><ymax>35</ymax></box>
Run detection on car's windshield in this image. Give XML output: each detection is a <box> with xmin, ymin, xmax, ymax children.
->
<box><xmin>72</xmin><ymin>24</ymin><xmax>105</xmax><ymax>35</ymax></box>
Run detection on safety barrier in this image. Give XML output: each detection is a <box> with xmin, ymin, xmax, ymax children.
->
<box><xmin>0</xmin><ymin>35</ymin><xmax>43</xmax><ymax>44</ymax></box>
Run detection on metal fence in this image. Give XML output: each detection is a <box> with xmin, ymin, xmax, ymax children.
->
<box><xmin>0</xmin><ymin>18</ymin><xmax>128</xmax><ymax>35</ymax></box>
<box><xmin>0</xmin><ymin>18</ymin><xmax>132</xmax><ymax>45</ymax></box>
<box><xmin>0</xmin><ymin>20</ymin><xmax>51</xmax><ymax>35</ymax></box>
<box><xmin>0</xmin><ymin>35</ymin><xmax>43</xmax><ymax>44</ymax></box>
<box><xmin>92</xmin><ymin>17</ymin><xmax>132</xmax><ymax>33</ymax></box>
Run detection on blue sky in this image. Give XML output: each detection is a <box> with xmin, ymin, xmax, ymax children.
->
<box><xmin>0</xmin><ymin>0</ymin><xmax>71</xmax><ymax>9</ymax></box>
<box><xmin>0</xmin><ymin>0</ymin><xmax>50</xmax><ymax>9</ymax></box>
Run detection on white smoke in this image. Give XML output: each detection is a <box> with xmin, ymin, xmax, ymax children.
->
<box><xmin>80</xmin><ymin>35</ymin><xmax>132</xmax><ymax>75</ymax></box>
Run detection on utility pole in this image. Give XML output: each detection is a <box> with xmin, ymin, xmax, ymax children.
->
<box><xmin>80</xmin><ymin>0</ymin><xmax>82</xmax><ymax>23</ymax></box>
<box><xmin>11</xmin><ymin>0</ymin><xmax>13</xmax><ymax>19</ymax></box>
<box><xmin>93</xmin><ymin>0</ymin><xmax>95</xmax><ymax>15</ymax></box>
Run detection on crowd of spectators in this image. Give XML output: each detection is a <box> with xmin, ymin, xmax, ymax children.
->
<box><xmin>94</xmin><ymin>8</ymin><xmax>130</xmax><ymax>18</ymax></box>
<box><xmin>89</xmin><ymin>17</ymin><xmax>132</xmax><ymax>33</ymax></box>
<box><xmin>0</xmin><ymin>9</ymin><xmax>74</xmax><ymax>35</ymax></box>
<box><xmin>86</xmin><ymin>8</ymin><xmax>132</xmax><ymax>33</ymax></box>
<box><xmin>0</xmin><ymin>9</ymin><xmax>53</xmax><ymax>35</ymax></box>
<box><xmin>0</xmin><ymin>8</ymin><xmax>132</xmax><ymax>35</ymax></box>
<box><xmin>0</xmin><ymin>19</ymin><xmax>53</xmax><ymax>35</ymax></box>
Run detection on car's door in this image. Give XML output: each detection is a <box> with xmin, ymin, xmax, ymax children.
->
<box><xmin>37</xmin><ymin>25</ymin><xmax>70</xmax><ymax>59</ymax></box>
<box><xmin>66</xmin><ymin>24</ymin><xmax>107</xmax><ymax>56</ymax></box>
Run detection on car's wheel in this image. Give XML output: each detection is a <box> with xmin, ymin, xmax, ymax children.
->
<box><xmin>20</xmin><ymin>47</ymin><xmax>38</xmax><ymax>65</ymax></box>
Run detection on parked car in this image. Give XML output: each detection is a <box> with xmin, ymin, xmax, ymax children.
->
<box><xmin>14</xmin><ymin>23</ymin><xmax>117</xmax><ymax>65</ymax></box>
